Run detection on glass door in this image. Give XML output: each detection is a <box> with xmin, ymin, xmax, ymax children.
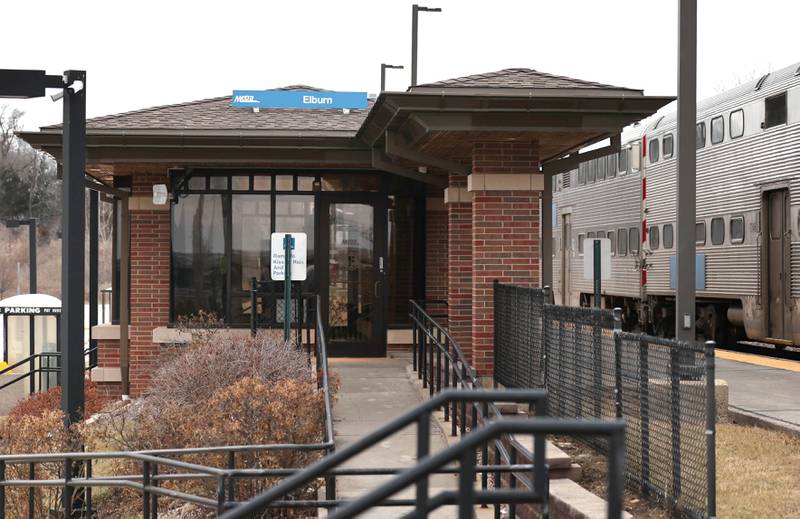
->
<box><xmin>319</xmin><ymin>195</ymin><xmax>386</xmax><ymax>356</ymax></box>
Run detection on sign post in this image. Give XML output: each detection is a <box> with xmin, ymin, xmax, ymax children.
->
<box><xmin>271</xmin><ymin>233</ymin><xmax>308</xmax><ymax>342</ymax></box>
<box><xmin>583</xmin><ymin>238</ymin><xmax>611</xmax><ymax>308</ymax></box>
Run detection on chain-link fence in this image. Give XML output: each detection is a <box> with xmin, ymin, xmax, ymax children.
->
<box><xmin>493</xmin><ymin>282</ymin><xmax>716</xmax><ymax>519</ymax></box>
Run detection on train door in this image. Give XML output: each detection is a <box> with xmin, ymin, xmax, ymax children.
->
<box><xmin>561</xmin><ymin>213</ymin><xmax>571</xmax><ymax>305</ymax></box>
<box><xmin>763</xmin><ymin>188</ymin><xmax>791</xmax><ymax>340</ymax></box>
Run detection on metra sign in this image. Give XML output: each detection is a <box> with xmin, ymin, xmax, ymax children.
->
<box><xmin>231</xmin><ymin>90</ymin><xmax>368</xmax><ymax>109</ymax></box>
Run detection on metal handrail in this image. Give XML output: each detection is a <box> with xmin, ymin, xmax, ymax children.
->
<box><xmin>219</xmin><ymin>388</ymin><xmax>549</xmax><ymax>519</ymax></box>
<box><xmin>0</xmin><ymin>346</ymin><xmax>99</xmax><ymax>393</ymax></box>
<box><xmin>409</xmin><ymin>298</ymin><xmax>552</xmax><ymax>516</ymax></box>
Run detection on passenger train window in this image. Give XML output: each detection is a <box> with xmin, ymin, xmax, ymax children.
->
<box><xmin>730</xmin><ymin>216</ymin><xmax>745</xmax><ymax>244</ymax></box>
<box><xmin>618</xmin><ymin>150</ymin><xmax>628</xmax><ymax>173</ymax></box>
<box><xmin>617</xmin><ymin>229</ymin><xmax>628</xmax><ymax>256</ymax></box>
<box><xmin>648</xmin><ymin>139</ymin><xmax>659</xmax><ymax>163</ymax></box>
<box><xmin>711</xmin><ymin>217</ymin><xmax>725</xmax><ymax>245</ymax></box>
<box><xmin>629</xmin><ymin>227</ymin><xmax>640</xmax><ymax>253</ymax></box>
<box><xmin>578</xmin><ymin>164</ymin><xmax>586</xmax><ymax>185</ymax></box>
<box><xmin>607</xmin><ymin>155</ymin><xmax>617</xmax><ymax>179</ymax></box>
<box><xmin>711</xmin><ymin>116</ymin><xmax>724</xmax><ymax>144</ymax></box>
<box><xmin>587</xmin><ymin>231</ymin><xmax>596</xmax><ymax>239</ymax></box>
<box><xmin>696</xmin><ymin>122</ymin><xmax>706</xmax><ymax>149</ymax></box>
<box><xmin>695</xmin><ymin>222</ymin><xmax>706</xmax><ymax>245</ymax></box>
<box><xmin>597</xmin><ymin>231</ymin><xmax>606</xmax><ymax>239</ymax></box>
<box><xmin>608</xmin><ymin>231</ymin><xmax>616</xmax><ymax>256</ymax></box>
<box><xmin>730</xmin><ymin>109</ymin><xmax>744</xmax><ymax>139</ymax></box>
<box><xmin>649</xmin><ymin>225</ymin><xmax>660</xmax><ymax>250</ymax></box>
<box><xmin>663</xmin><ymin>134</ymin><xmax>674</xmax><ymax>158</ymax></box>
<box><xmin>597</xmin><ymin>159</ymin><xmax>606</xmax><ymax>181</ymax></box>
<box><xmin>587</xmin><ymin>162</ymin><xmax>596</xmax><ymax>183</ymax></box>
<box><xmin>663</xmin><ymin>224</ymin><xmax>674</xmax><ymax>249</ymax></box>
<box><xmin>578</xmin><ymin>234</ymin><xmax>585</xmax><ymax>254</ymax></box>
<box><xmin>764</xmin><ymin>92</ymin><xmax>787</xmax><ymax>128</ymax></box>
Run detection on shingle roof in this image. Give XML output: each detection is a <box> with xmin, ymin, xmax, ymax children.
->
<box><xmin>44</xmin><ymin>85</ymin><xmax>372</xmax><ymax>134</ymax></box>
<box><xmin>412</xmin><ymin>68</ymin><xmax>636</xmax><ymax>91</ymax></box>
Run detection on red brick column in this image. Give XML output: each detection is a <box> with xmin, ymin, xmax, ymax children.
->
<box><xmin>470</xmin><ymin>141</ymin><xmax>542</xmax><ymax>377</ymax></box>
<box><xmin>446</xmin><ymin>175</ymin><xmax>473</xmax><ymax>360</ymax></box>
<box><xmin>129</xmin><ymin>172</ymin><xmax>171</xmax><ymax>396</ymax></box>
<box><xmin>425</xmin><ymin>196</ymin><xmax>448</xmax><ymax>302</ymax></box>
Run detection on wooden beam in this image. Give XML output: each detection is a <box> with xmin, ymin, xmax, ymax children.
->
<box><xmin>385</xmin><ymin>131</ymin><xmax>470</xmax><ymax>176</ymax></box>
<box><xmin>371</xmin><ymin>149</ymin><xmax>447</xmax><ymax>187</ymax></box>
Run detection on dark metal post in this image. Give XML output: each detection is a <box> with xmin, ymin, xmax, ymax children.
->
<box><xmin>459</xmin><ymin>447</ymin><xmax>476</xmax><ymax>519</ymax></box>
<box><xmin>89</xmin><ymin>192</ymin><xmax>98</xmax><ymax>366</ymax></box>
<box><xmin>676</xmin><ymin>0</ymin><xmax>697</xmax><ymax>342</ymax></box>
<box><xmin>380</xmin><ymin>64</ymin><xmax>404</xmax><ymax>91</ymax></box>
<box><xmin>410</xmin><ymin>5</ymin><xmax>441</xmax><ymax>87</ymax></box>
<box><xmin>542</xmin><ymin>175</ymin><xmax>553</xmax><ymax>290</ymax></box>
<box><xmin>62</xmin><ymin>458</ymin><xmax>73</xmax><ymax>517</ymax></box>
<box><xmin>28</xmin><ymin>219</ymin><xmax>37</xmax><ymax>293</ymax></box>
<box><xmin>0</xmin><ymin>460</ymin><xmax>5</xmax><ymax>519</ymax></box>
<box><xmin>250</xmin><ymin>277</ymin><xmax>257</xmax><ymax>336</ymax></box>
<box><xmin>593</xmin><ymin>239</ymin><xmax>601</xmax><ymax>307</ymax></box>
<box><xmin>61</xmin><ymin>70</ymin><xmax>86</xmax><ymax>425</ymax></box>
<box><xmin>705</xmin><ymin>340</ymin><xmax>717</xmax><ymax>518</ymax></box>
<box><xmin>415</xmin><ymin>414</ymin><xmax>430</xmax><ymax>514</ymax></box>
<box><xmin>670</xmin><ymin>345</ymin><xmax>682</xmax><ymax>503</ymax></box>
<box><xmin>142</xmin><ymin>461</ymin><xmax>151</xmax><ymax>518</ymax></box>
<box><xmin>613</xmin><ymin>308</ymin><xmax>623</xmax><ymax>419</ymax></box>
<box><xmin>283</xmin><ymin>234</ymin><xmax>292</xmax><ymax>342</ymax></box>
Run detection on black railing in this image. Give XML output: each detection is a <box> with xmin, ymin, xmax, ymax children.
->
<box><xmin>248</xmin><ymin>278</ymin><xmax>314</xmax><ymax>351</ymax></box>
<box><xmin>493</xmin><ymin>281</ymin><xmax>717</xmax><ymax>519</ymax></box>
<box><xmin>0</xmin><ymin>345</ymin><xmax>98</xmax><ymax>396</ymax></box>
<box><xmin>0</xmin><ymin>295</ymin><xmax>335</xmax><ymax>519</ymax></box>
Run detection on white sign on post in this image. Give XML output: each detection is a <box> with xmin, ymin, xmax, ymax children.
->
<box><xmin>583</xmin><ymin>238</ymin><xmax>612</xmax><ymax>280</ymax></box>
<box><xmin>270</xmin><ymin>232</ymin><xmax>307</xmax><ymax>281</ymax></box>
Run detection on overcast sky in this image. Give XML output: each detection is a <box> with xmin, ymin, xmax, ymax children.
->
<box><xmin>3</xmin><ymin>0</ymin><xmax>799</xmax><ymax>131</ymax></box>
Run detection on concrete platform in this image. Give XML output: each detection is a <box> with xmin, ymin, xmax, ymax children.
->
<box><xmin>715</xmin><ymin>352</ymin><xmax>800</xmax><ymax>434</ymax></box>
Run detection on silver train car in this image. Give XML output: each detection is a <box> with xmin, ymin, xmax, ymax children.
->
<box><xmin>552</xmin><ymin>62</ymin><xmax>800</xmax><ymax>346</ymax></box>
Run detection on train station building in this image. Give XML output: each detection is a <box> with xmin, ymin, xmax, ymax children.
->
<box><xmin>20</xmin><ymin>68</ymin><xmax>671</xmax><ymax>397</ymax></box>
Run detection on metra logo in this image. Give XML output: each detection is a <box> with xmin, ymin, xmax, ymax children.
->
<box><xmin>233</xmin><ymin>95</ymin><xmax>257</xmax><ymax>103</ymax></box>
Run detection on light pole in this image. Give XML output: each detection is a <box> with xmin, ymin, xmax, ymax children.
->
<box><xmin>411</xmin><ymin>4</ymin><xmax>441</xmax><ymax>87</ymax></box>
<box><xmin>380</xmin><ymin>64</ymin><xmax>404</xmax><ymax>92</ymax></box>
<box><xmin>2</xmin><ymin>218</ymin><xmax>37</xmax><ymax>293</ymax></box>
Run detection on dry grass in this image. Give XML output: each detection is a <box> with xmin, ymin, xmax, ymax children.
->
<box><xmin>717</xmin><ymin>423</ymin><xmax>800</xmax><ymax>518</ymax></box>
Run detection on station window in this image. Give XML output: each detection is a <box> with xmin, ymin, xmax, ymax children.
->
<box><xmin>578</xmin><ymin>233</ymin><xmax>585</xmax><ymax>254</ymax></box>
<box><xmin>730</xmin><ymin>109</ymin><xmax>744</xmax><ymax>139</ymax></box>
<box><xmin>696</xmin><ymin>221</ymin><xmax>706</xmax><ymax>245</ymax></box>
<box><xmin>629</xmin><ymin>227</ymin><xmax>640</xmax><ymax>253</ymax></box>
<box><xmin>663</xmin><ymin>223</ymin><xmax>674</xmax><ymax>249</ymax></box>
<box><xmin>649</xmin><ymin>225</ymin><xmax>660</xmax><ymax>250</ymax></box>
<box><xmin>608</xmin><ymin>231</ymin><xmax>616</xmax><ymax>256</ymax></box>
<box><xmin>764</xmin><ymin>92</ymin><xmax>787</xmax><ymax>129</ymax></box>
<box><xmin>730</xmin><ymin>216</ymin><xmax>745</xmax><ymax>243</ymax></box>
<box><xmin>618</xmin><ymin>149</ymin><xmax>628</xmax><ymax>173</ymax></box>
<box><xmin>711</xmin><ymin>116</ymin><xmax>725</xmax><ymax>145</ymax></box>
<box><xmin>663</xmin><ymin>134</ymin><xmax>674</xmax><ymax>158</ymax></box>
<box><xmin>648</xmin><ymin>138</ymin><xmax>660</xmax><ymax>163</ymax></box>
<box><xmin>711</xmin><ymin>217</ymin><xmax>725</xmax><ymax>245</ymax></box>
<box><xmin>696</xmin><ymin>122</ymin><xmax>706</xmax><ymax>149</ymax></box>
<box><xmin>617</xmin><ymin>228</ymin><xmax>628</xmax><ymax>256</ymax></box>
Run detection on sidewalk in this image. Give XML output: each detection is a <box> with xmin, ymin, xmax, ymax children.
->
<box><xmin>715</xmin><ymin>352</ymin><xmax>800</xmax><ymax>434</ymax></box>
<box><xmin>328</xmin><ymin>356</ymin><xmax>460</xmax><ymax>518</ymax></box>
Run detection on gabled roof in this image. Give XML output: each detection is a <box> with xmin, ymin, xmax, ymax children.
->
<box><xmin>42</xmin><ymin>84</ymin><xmax>372</xmax><ymax>135</ymax></box>
<box><xmin>412</xmin><ymin>68</ymin><xmax>638</xmax><ymax>92</ymax></box>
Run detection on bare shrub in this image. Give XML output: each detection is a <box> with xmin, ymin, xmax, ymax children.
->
<box><xmin>8</xmin><ymin>379</ymin><xmax>104</xmax><ymax>419</ymax></box>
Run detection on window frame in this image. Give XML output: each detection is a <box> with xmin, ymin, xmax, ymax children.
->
<box><xmin>710</xmin><ymin>217</ymin><xmax>725</xmax><ymax>245</ymax></box>
<box><xmin>618</xmin><ymin>149</ymin><xmax>628</xmax><ymax>174</ymax></box>
<box><xmin>729</xmin><ymin>109</ymin><xmax>744</xmax><ymax>139</ymax></box>
<box><xmin>649</xmin><ymin>225</ymin><xmax>660</xmax><ymax>250</ymax></box>
<box><xmin>617</xmin><ymin>228</ymin><xmax>628</xmax><ymax>256</ymax></box>
<box><xmin>608</xmin><ymin>231</ymin><xmax>617</xmax><ymax>256</ymax></box>
<box><xmin>629</xmin><ymin>226</ymin><xmax>640</xmax><ymax>254</ymax></box>
<box><xmin>578</xmin><ymin>233</ymin><xmax>585</xmax><ymax>255</ymax></box>
<box><xmin>695</xmin><ymin>221</ymin><xmax>706</xmax><ymax>246</ymax></box>
<box><xmin>696</xmin><ymin>122</ymin><xmax>706</xmax><ymax>149</ymax></box>
<box><xmin>710</xmin><ymin>115</ymin><xmax>725</xmax><ymax>145</ymax></box>
<box><xmin>663</xmin><ymin>223</ymin><xmax>674</xmax><ymax>249</ymax></box>
<box><xmin>648</xmin><ymin>138</ymin><xmax>660</xmax><ymax>163</ymax></box>
<box><xmin>662</xmin><ymin>133</ymin><xmax>674</xmax><ymax>159</ymax></box>
<box><xmin>730</xmin><ymin>215</ymin><xmax>745</xmax><ymax>244</ymax></box>
<box><xmin>764</xmin><ymin>92</ymin><xmax>788</xmax><ymax>129</ymax></box>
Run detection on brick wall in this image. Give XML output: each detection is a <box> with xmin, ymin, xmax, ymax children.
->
<box><xmin>470</xmin><ymin>142</ymin><xmax>541</xmax><ymax>377</ymax></box>
<box><xmin>129</xmin><ymin>171</ymin><xmax>171</xmax><ymax>396</ymax></box>
<box><xmin>425</xmin><ymin>199</ymin><xmax>448</xmax><ymax>302</ymax></box>
<box><xmin>447</xmin><ymin>176</ymin><xmax>473</xmax><ymax>360</ymax></box>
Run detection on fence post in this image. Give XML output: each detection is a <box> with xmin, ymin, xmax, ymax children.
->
<box><xmin>670</xmin><ymin>343</ymin><xmax>682</xmax><ymax>506</ymax></box>
<box><xmin>150</xmin><ymin>463</ymin><xmax>158</xmax><ymax>519</ymax></box>
<box><xmin>593</xmin><ymin>308</ymin><xmax>603</xmax><ymax>420</ymax></box>
<box><xmin>0</xmin><ymin>460</ymin><xmax>5</xmax><ymax>519</ymax></box>
<box><xmin>459</xmin><ymin>447</ymin><xmax>477</xmax><ymax>519</ymax></box>
<box><xmin>412</xmin><ymin>306</ymin><xmax>418</xmax><ymax>372</ymax></box>
<box><xmin>62</xmin><ymin>458</ymin><xmax>73</xmax><ymax>518</ymax></box>
<box><xmin>613</xmin><ymin>309</ymin><xmax>623</xmax><ymax>420</ymax></box>
<box><xmin>250</xmin><ymin>277</ymin><xmax>257</xmax><ymax>336</ymax></box>
<box><xmin>227</xmin><ymin>451</ymin><xmax>236</xmax><ymax>503</ymax></box>
<box><xmin>415</xmin><ymin>414</ymin><xmax>430</xmax><ymax>514</ymax></box>
<box><xmin>705</xmin><ymin>340</ymin><xmax>717</xmax><ymax>519</ymax></box>
<box><xmin>444</xmin><ymin>337</ymin><xmax>451</xmax><ymax>422</ymax></box>
<box><xmin>542</xmin><ymin>286</ymin><xmax>551</xmax><ymax>388</ymax></box>
<box><xmin>639</xmin><ymin>334</ymin><xmax>650</xmax><ymax>496</ymax></box>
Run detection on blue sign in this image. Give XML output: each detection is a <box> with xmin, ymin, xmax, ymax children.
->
<box><xmin>231</xmin><ymin>90</ymin><xmax>368</xmax><ymax>109</ymax></box>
